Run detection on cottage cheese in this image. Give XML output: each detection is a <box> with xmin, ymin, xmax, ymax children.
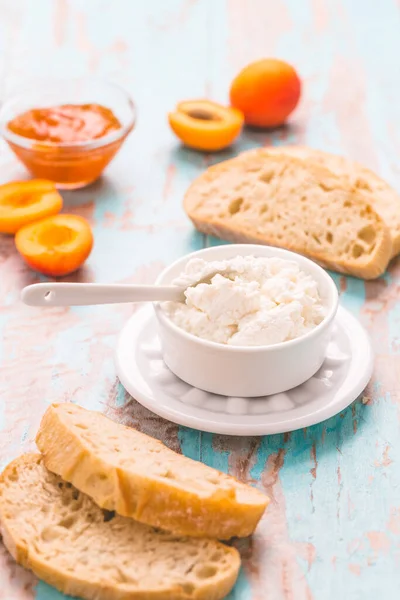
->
<box><xmin>164</xmin><ymin>256</ymin><xmax>326</xmax><ymax>346</ymax></box>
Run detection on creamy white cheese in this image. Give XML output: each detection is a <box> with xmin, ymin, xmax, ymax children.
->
<box><xmin>164</xmin><ymin>255</ymin><xmax>326</xmax><ymax>346</ymax></box>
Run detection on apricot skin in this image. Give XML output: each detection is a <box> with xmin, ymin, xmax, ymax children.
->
<box><xmin>0</xmin><ymin>179</ymin><xmax>62</xmax><ymax>234</ymax></box>
<box><xmin>168</xmin><ymin>100</ymin><xmax>244</xmax><ymax>152</ymax></box>
<box><xmin>15</xmin><ymin>214</ymin><xmax>93</xmax><ymax>277</ymax></box>
<box><xmin>230</xmin><ymin>59</ymin><xmax>301</xmax><ymax>128</ymax></box>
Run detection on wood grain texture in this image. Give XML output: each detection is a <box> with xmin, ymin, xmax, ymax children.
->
<box><xmin>0</xmin><ymin>1</ymin><xmax>399</xmax><ymax>599</ymax></box>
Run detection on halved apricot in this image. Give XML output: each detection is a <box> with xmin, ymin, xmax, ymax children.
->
<box><xmin>168</xmin><ymin>100</ymin><xmax>244</xmax><ymax>152</ymax></box>
<box><xmin>0</xmin><ymin>179</ymin><xmax>63</xmax><ymax>234</ymax></box>
<box><xmin>15</xmin><ymin>214</ymin><xmax>93</xmax><ymax>277</ymax></box>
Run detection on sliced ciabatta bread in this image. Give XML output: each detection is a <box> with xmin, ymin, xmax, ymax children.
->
<box><xmin>0</xmin><ymin>454</ymin><xmax>240</xmax><ymax>600</ymax></box>
<box><xmin>252</xmin><ymin>145</ymin><xmax>400</xmax><ymax>257</ymax></box>
<box><xmin>36</xmin><ymin>403</ymin><xmax>268</xmax><ymax>539</ymax></box>
<box><xmin>183</xmin><ymin>151</ymin><xmax>392</xmax><ymax>279</ymax></box>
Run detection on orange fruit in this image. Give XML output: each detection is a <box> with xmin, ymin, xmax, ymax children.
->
<box><xmin>230</xmin><ymin>59</ymin><xmax>301</xmax><ymax>128</ymax></box>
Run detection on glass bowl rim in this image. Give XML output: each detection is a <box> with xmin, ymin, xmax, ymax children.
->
<box><xmin>0</xmin><ymin>78</ymin><xmax>136</xmax><ymax>151</ymax></box>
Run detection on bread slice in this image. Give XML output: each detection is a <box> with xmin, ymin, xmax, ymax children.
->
<box><xmin>252</xmin><ymin>145</ymin><xmax>400</xmax><ymax>257</ymax></box>
<box><xmin>183</xmin><ymin>151</ymin><xmax>392</xmax><ymax>279</ymax></box>
<box><xmin>0</xmin><ymin>454</ymin><xmax>240</xmax><ymax>600</ymax></box>
<box><xmin>36</xmin><ymin>403</ymin><xmax>268</xmax><ymax>539</ymax></box>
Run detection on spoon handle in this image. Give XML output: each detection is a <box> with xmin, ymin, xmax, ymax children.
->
<box><xmin>21</xmin><ymin>282</ymin><xmax>183</xmax><ymax>307</ymax></box>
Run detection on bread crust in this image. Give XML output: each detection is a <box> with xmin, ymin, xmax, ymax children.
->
<box><xmin>36</xmin><ymin>404</ymin><xmax>269</xmax><ymax>539</ymax></box>
<box><xmin>183</xmin><ymin>151</ymin><xmax>392</xmax><ymax>280</ymax></box>
<box><xmin>0</xmin><ymin>454</ymin><xmax>241</xmax><ymax>600</ymax></box>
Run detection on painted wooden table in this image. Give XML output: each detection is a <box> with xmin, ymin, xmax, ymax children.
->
<box><xmin>1</xmin><ymin>1</ymin><xmax>400</xmax><ymax>598</ymax></box>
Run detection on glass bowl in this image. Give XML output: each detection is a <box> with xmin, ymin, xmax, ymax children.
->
<box><xmin>0</xmin><ymin>79</ymin><xmax>136</xmax><ymax>189</ymax></box>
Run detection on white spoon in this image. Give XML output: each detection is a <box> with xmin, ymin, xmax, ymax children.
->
<box><xmin>21</xmin><ymin>282</ymin><xmax>186</xmax><ymax>307</ymax></box>
<box><xmin>20</xmin><ymin>266</ymin><xmax>236</xmax><ymax>307</ymax></box>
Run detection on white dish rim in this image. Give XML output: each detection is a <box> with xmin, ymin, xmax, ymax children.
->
<box><xmin>115</xmin><ymin>304</ymin><xmax>374</xmax><ymax>436</ymax></box>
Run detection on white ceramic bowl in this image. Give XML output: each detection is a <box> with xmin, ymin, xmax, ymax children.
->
<box><xmin>154</xmin><ymin>244</ymin><xmax>339</xmax><ymax>398</ymax></box>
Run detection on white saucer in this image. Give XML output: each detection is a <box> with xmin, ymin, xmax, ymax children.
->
<box><xmin>115</xmin><ymin>306</ymin><xmax>373</xmax><ymax>436</ymax></box>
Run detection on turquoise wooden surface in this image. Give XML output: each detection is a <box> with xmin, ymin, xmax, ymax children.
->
<box><xmin>0</xmin><ymin>1</ymin><xmax>400</xmax><ymax>598</ymax></box>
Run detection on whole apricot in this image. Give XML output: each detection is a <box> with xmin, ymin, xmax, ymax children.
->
<box><xmin>230</xmin><ymin>59</ymin><xmax>301</xmax><ymax>128</ymax></box>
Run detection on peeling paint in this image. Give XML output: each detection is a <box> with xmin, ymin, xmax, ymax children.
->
<box><xmin>1</xmin><ymin>1</ymin><xmax>400</xmax><ymax>600</ymax></box>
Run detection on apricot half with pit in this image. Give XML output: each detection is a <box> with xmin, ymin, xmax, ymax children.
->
<box><xmin>168</xmin><ymin>100</ymin><xmax>244</xmax><ymax>152</ymax></box>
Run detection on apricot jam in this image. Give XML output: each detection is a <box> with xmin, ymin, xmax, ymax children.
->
<box><xmin>8</xmin><ymin>104</ymin><xmax>121</xmax><ymax>143</ymax></box>
<box><xmin>6</xmin><ymin>103</ymin><xmax>127</xmax><ymax>189</ymax></box>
